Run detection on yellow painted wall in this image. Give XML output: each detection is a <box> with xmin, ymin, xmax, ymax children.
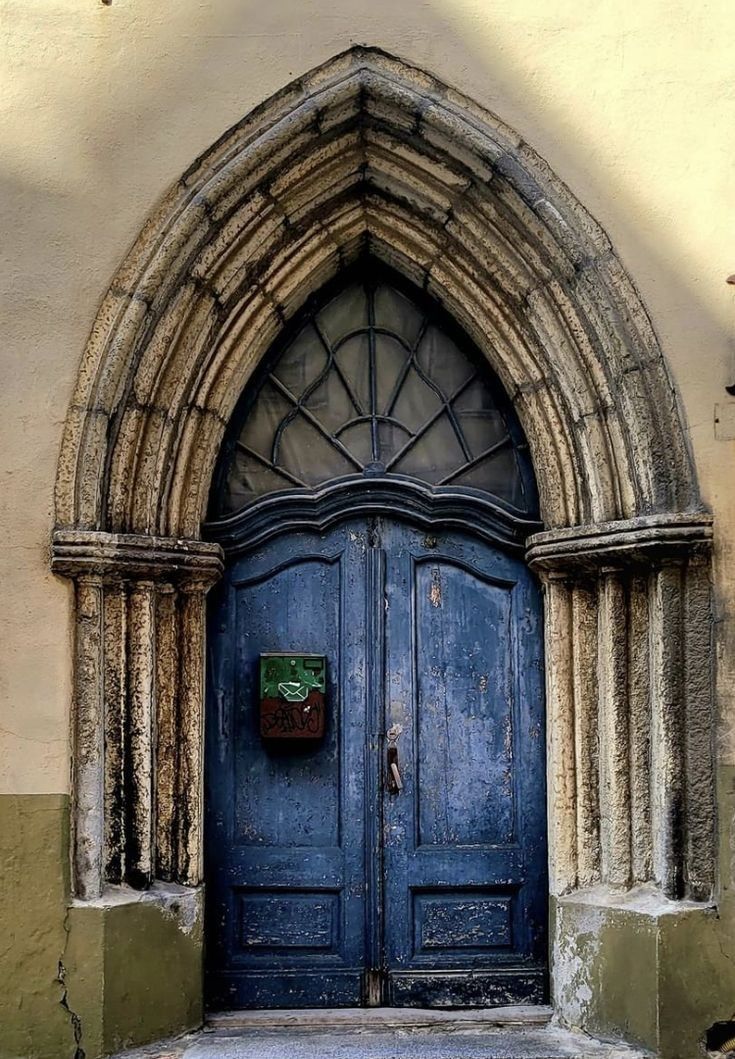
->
<box><xmin>1</xmin><ymin>0</ymin><xmax>733</xmax><ymax>805</ymax></box>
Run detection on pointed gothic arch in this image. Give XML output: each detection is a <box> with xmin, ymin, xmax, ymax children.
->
<box><xmin>51</xmin><ymin>46</ymin><xmax>714</xmax><ymax>1003</ymax></box>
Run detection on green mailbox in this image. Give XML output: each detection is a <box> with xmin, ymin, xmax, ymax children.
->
<box><xmin>259</xmin><ymin>653</ymin><xmax>326</xmax><ymax>740</ymax></box>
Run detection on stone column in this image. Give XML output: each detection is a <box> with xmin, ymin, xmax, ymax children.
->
<box><xmin>543</xmin><ymin>573</ymin><xmax>578</xmax><ymax>895</ymax></box>
<box><xmin>52</xmin><ymin>530</ymin><xmax>223</xmax><ymax>897</ymax></box>
<box><xmin>154</xmin><ymin>584</ymin><xmax>179</xmax><ymax>882</ymax></box>
<box><xmin>103</xmin><ymin>581</ymin><xmax>128</xmax><ymax>884</ymax></box>
<box><xmin>176</xmin><ymin>584</ymin><xmax>208</xmax><ymax>886</ymax></box>
<box><xmin>126</xmin><ymin>581</ymin><xmax>157</xmax><ymax>889</ymax></box>
<box><xmin>528</xmin><ymin>512</ymin><xmax>714</xmax><ymax>901</ymax></box>
<box><xmin>71</xmin><ymin>576</ymin><xmax>105</xmax><ymax>900</ymax></box>
<box><xmin>570</xmin><ymin>581</ymin><xmax>600</xmax><ymax>889</ymax></box>
<box><xmin>597</xmin><ymin>567</ymin><xmax>631</xmax><ymax>888</ymax></box>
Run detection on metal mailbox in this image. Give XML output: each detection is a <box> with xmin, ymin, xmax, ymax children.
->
<box><xmin>259</xmin><ymin>653</ymin><xmax>326</xmax><ymax>740</ymax></box>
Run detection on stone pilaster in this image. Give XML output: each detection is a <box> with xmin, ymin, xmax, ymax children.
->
<box><xmin>544</xmin><ymin>574</ymin><xmax>578</xmax><ymax>895</ymax></box>
<box><xmin>72</xmin><ymin>576</ymin><xmax>105</xmax><ymax>900</ymax></box>
<box><xmin>528</xmin><ymin>511</ymin><xmax>714</xmax><ymax>902</ymax></box>
<box><xmin>52</xmin><ymin>530</ymin><xmax>223</xmax><ymax>896</ymax></box>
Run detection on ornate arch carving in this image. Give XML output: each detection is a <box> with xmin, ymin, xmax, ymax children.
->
<box><xmin>52</xmin><ymin>49</ymin><xmax>714</xmax><ymax>917</ymax></box>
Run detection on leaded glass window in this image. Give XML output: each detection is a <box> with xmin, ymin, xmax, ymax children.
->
<box><xmin>211</xmin><ymin>270</ymin><xmax>536</xmax><ymax>519</ymax></box>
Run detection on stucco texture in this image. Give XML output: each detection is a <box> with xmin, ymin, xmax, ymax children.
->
<box><xmin>2</xmin><ymin>0</ymin><xmax>734</xmax><ymax>790</ymax></box>
<box><xmin>1</xmin><ymin>2</ymin><xmax>735</xmax><ymax>1058</ymax></box>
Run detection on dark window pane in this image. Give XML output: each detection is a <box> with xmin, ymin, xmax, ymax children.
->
<box><xmin>416</xmin><ymin>325</ymin><xmax>474</xmax><ymax>395</ymax></box>
<box><xmin>391</xmin><ymin>367</ymin><xmax>443</xmax><ymax>435</ymax></box>
<box><xmin>453</xmin><ymin>379</ymin><xmax>508</xmax><ymax>458</ymax></box>
<box><xmin>271</xmin><ymin>324</ymin><xmax>327</xmax><ymax>397</ymax></box>
<box><xmin>391</xmin><ymin>415</ymin><xmax>466</xmax><ymax>482</ymax></box>
<box><xmin>215</xmin><ymin>271</ymin><xmax>534</xmax><ymax>517</ymax></box>
<box><xmin>279</xmin><ymin>416</ymin><xmax>357</xmax><ymax>485</ymax></box>
<box><xmin>453</xmin><ymin>448</ymin><xmax>527</xmax><ymax>508</ymax></box>
<box><xmin>333</xmin><ymin>333</ymin><xmax>371</xmax><ymax>414</ymax></box>
<box><xmin>318</xmin><ymin>284</ymin><xmax>368</xmax><ymax>347</ymax></box>
<box><xmin>239</xmin><ymin>382</ymin><xmax>293</xmax><ymax>462</ymax></box>
<box><xmin>374</xmin><ymin>283</ymin><xmax>424</xmax><ymax>346</ymax></box>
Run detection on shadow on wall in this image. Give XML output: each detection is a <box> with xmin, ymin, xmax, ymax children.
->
<box><xmin>1</xmin><ymin>0</ymin><xmax>731</xmax><ymax>404</ymax></box>
<box><xmin>2</xmin><ymin>3</ymin><xmax>735</xmax><ymax>1059</ymax></box>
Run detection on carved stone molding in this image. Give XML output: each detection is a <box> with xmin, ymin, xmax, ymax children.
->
<box><xmin>55</xmin><ymin>48</ymin><xmax>699</xmax><ymax>541</ymax></box>
<box><xmin>527</xmin><ymin>515</ymin><xmax>715</xmax><ymax>902</ymax></box>
<box><xmin>52</xmin><ymin>528</ymin><xmax>224</xmax><ymax>586</ymax></box>
<box><xmin>51</xmin><ymin>50</ymin><xmax>716</xmax><ymax>923</ymax></box>
<box><xmin>526</xmin><ymin>512</ymin><xmax>713</xmax><ymax>572</ymax></box>
<box><xmin>53</xmin><ymin>531</ymin><xmax>223</xmax><ymax>899</ymax></box>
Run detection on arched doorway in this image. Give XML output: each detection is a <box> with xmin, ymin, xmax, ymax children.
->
<box><xmin>51</xmin><ymin>47</ymin><xmax>715</xmax><ymax>1051</ymax></box>
<box><xmin>203</xmin><ymin>265</ymin><xmax>547</xmax><ymax>1008</ymax></box>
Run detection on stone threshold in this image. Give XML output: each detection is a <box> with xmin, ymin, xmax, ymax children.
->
<box><xmin>113</xmin><ymin>1008</ymin><xmax>649</xmax><ymax>1058</ymax></box>
<box><xmin>207</xmin><ymin>1006</ymin><xmax>553</xmax><ymax>1034</ymax></box>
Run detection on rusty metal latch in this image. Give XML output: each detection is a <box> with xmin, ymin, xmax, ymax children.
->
<box><xmin>387</xmin><ymin>746</ymin><xmax>403</xmax><ymax>793</ymax></box>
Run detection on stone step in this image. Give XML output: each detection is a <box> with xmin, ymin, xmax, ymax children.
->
<box><xmin>113</xmin><ymin>1009</ymin><xmax>650</xmax><ymax>1059</ymax></box>
<box><xmin>207</xmin><ymin>1006</ymin><xmax>554</xmax><ymax>1034</ymax></box>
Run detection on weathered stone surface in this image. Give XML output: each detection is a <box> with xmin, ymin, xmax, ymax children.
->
<box><xmin>598</xmin><ymin>570</ymin><xmax>632</xmax><ymax>888</ymax></box>
<box><xmin>571</xmin><ymin>583</ymin><xmax>600</xmax><ymax>889</ymax></box>
<box><xmin>73</xmin><ymin>577</ymin><xmax>105</xmax><ymax>900</ymax></box>
<box><xmin>52</xmin><ymin>529</ymin><xmax>224</xmax><ymax>585</ymax></box>
<box><xmin>529</xmin><ymin>518</ymin><xmax>715</xmax><ymax>902</ymax></box>
<box><xmin>113</xmin><ymin>1023</ymin><xmax>646</xmax><ymax>1059</ymax></box>
<box><xmin>53</xmin><ymin>48</ymin><xmax>699</xmax><ymax>540</ymax></box>
<box><xmin>126</xmin><ymin>583</ymin><xmax>156</xmax><ymax>889</ymax></box>
<box><xmin>544</xmin><ymin>577</ymin><xmax>577</xmax><ymax>895</ymax></box>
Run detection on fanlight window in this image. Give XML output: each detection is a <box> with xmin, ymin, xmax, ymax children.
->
<box><xmin>212</xmin><ymin>272</ymin><xmax>536</xmax><ymax>519</ymax></box>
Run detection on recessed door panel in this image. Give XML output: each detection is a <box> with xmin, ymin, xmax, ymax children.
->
<box><xmin>413</xmin><ymin>891</ymin><xmax>514</xmax><ymax>954</ymax></box>
<box><xmin>414</xmin><ymin>559</ymin><xmax>515</xmax><ymax>848</ymax></box>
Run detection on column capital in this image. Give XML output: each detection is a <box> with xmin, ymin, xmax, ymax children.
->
<box><xmin>51</xmin><ymin>528</ymin><xmax>224</xmax><ymax>589</ymax></box>
<box><xmin>526</xmin><ymin>512</ymin><xmax>713</xmax><ymax>574</ymax></box>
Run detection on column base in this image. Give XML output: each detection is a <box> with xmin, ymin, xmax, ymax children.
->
<box><xmin>64</xmin><ymin>883</ymin><xmax>204</xmax><ymax>1057</ymax></box>
<box><xmin>552</xmin><ymin>884</ymin><xmax>734</xmax><ymax>1058</ymax></box>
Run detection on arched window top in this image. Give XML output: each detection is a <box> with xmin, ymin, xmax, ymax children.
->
<box><xmin>210</xmin><ymin>266</ymin><xmax>537</xmax><ymax>521</ymax></box>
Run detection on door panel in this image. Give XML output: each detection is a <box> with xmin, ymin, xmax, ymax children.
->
<box><xmin>413</xmin><ymin>559</ymin><xmax>515</xmax><ymax>848</ymax></box>
<box><xmin>205</xmin><ymin>516</ymin><xmax>547</xmax><ymax>1010</ymax></box>
<box><xmin>381</xmin><ymin>522</ymin><xmax>547</xmax><ymax>1006</ymax></box>
<box><xmin>205</xmin><ymin>526</ymin><xmax>371</xmax><ymax>1009</ymax></box>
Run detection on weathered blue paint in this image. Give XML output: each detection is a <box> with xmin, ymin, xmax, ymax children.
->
<box><xmin>205</xmin><ymin>515</ymin><xmax>546</xmax><ymax>1009</ymax></box>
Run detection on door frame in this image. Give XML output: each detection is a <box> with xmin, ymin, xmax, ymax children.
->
<box><xmin>203</xmin><ymin>475</ymin><xmax>541</xmax><ymax>559</ymax></box>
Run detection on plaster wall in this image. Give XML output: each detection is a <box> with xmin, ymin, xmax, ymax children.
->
<box><xmin>2</xmin><ymin>0</ymin><xmax>734</xmax><ymax>795</ymax></box>
<box><xmin>1</xmin><ymin>2</ymin><xmax>734</xmax><ymax>1057</ymax></box>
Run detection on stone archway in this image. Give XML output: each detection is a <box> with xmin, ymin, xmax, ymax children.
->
<box><xmin>52</xmin><ymin>45</ymin><xmax>714</xmax><ymax>1044</ymax></box>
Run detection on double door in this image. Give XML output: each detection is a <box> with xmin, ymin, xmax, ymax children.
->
<box><xmin>205</xmin><ymin>517</ymin><xmax>547</xmax><ymax>1008</ymax></box>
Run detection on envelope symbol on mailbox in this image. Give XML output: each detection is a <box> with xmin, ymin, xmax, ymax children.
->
<box><xmin>277</xmin><ymin>681</ymin><xmax>309</xmax><ymax>702</ymax></box>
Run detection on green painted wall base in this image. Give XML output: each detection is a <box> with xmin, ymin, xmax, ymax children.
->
<box><xmin>552</xmin><ymin>887</ymin><xmax>735</xmax><ymax>1058</ymax></box>
<box><xmin>0</xmin><ymin>793</ymin><xmax>203</xmax><ymax>1059</ymax></box>
<box><xmin>0</xmin><ymin>795</ymin><xmax>71</xmax><ymax>1059</ymax></box>
<box><xmin>64</xmin><ymin>885</ymin><xmax>204</xmax><ymax>1058</ymax></box>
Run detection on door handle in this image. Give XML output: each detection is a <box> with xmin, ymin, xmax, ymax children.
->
<box><xmin>387</xmin><ymin>746</ymin><xmax>403</xmax><ymax>793</ymax></box>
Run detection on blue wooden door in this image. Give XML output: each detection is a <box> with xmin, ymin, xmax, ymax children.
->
<box><xmin>378</xmin><ymin>521</ymin><xmax>547</xmax><ymax>1005</ymax></box>
<box><xmin>205</xmin><ymin>516</ymin><xmax>546</xmax><ymax>1009</ymax></box>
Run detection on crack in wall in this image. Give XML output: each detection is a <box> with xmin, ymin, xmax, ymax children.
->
<box><xmin>58</xmin><ymin>910</ymin><xmax>86</xmax><ymax>1059</ymax></box>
